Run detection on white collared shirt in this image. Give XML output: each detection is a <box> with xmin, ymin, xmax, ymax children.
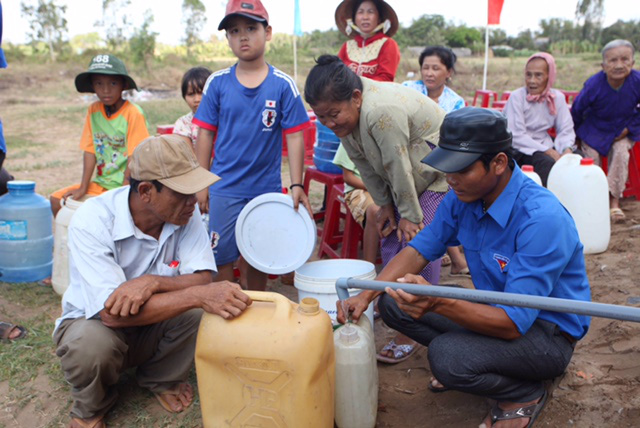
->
<box><xmin>55</xmin><ymin>186</ymin><xmax>216</xmax><ymax>331</ymax></box>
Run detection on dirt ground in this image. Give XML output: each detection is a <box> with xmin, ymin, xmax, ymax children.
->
<box><xmin>1</xmin><ymin>60</ymin><xmax>640</xmax><ymax>427</ymax></box>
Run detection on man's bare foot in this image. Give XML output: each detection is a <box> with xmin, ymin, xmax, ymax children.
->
<box><xmin>428</xmin><ymin>377</ymin><xmax>448</xmax><ymax>392</ymax></box>
<box><xmin>478</xmin><ymin>393</ymin><xmax>546</xmax><ymax>428</ymax></box>
<box><xmin>155</xmin><ymin>383</ymin><xmax>194</xmax><ymax>413</ymax></box>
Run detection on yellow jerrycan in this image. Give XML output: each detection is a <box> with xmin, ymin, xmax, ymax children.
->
<box><xmin>195</xmin><ymin>291</ymin><xmax>335</xmax><ymax>428</ymax></box>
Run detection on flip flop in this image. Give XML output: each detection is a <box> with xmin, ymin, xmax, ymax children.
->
<box><xmin>610</xmin><ymin>208</ymin><xmax>626</xmax><ymax>223</ymax></box>
<box><xmin>0</xmin><ymin>322</ymin><xmax>27</xmax><ymax>342</ymax></box>
<box><xmin>376</xmin><ymin>339</ymin><xmax>417</xmax><ymax>364</ymax></box>
<box><xmin>449</xmin><ymin>267</ymin><xmax>471</xmax><ymax>278</ymax></box>
<box><xmin>154</xmin><ymin>383</ymin><xmax>193</xmax><ymax>413</ymax></box>
<box><xmin>489</xmin><ymin>389</ymin><xmax>548</xmax><ymax>428</ymax></box>
<box><xmin>441</xmin><ymin>254</ymin><xmax>452</xmax><ymax>266</ymax></box>
<box><xmin>428</xmin><ymin>377</ymin><xmax>449</xmax><ymax>393</ymax></box>
<box><xmin>69</xmin><ymin>415</ymin><xmax>105</xmax><ymax>428</ymax></box>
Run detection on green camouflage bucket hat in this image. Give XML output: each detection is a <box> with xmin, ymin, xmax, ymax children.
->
<box><xmin>74</xmin><ymin>54</ymin><xmax>138</xmax><ymax>93</ymax></box>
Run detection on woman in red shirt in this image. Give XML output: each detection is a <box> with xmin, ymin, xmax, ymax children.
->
<box><xmin>335</xmin><ymin>0</ymin><xmax>400</xmax><ymax>82</ymax></box>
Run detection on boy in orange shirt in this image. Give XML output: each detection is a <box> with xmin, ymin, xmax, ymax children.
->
<box><xmin>50</xmin><ymin>54</ymin><xmax>149</xmax><ymax>215</ymax></box>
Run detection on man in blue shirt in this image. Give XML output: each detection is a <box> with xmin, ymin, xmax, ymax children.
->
<box><xmin>337</xmin><ymin>107</ymin><xmax>591</xmax><ymax>427</ymax></box>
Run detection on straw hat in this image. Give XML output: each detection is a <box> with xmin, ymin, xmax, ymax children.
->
<box><xmin>334</xmin><ymin>0</ymin><xmax>399</xmax><ymax>38</ymax></box>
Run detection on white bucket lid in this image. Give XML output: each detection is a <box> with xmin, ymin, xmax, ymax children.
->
<box><xmin>235</xmin><ymin>192</ymin><xmax>317</xmax><ymax>275</ymax></box>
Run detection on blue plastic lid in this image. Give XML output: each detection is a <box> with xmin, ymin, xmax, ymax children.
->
<box><xmin>7</xmin><ymin>180</ymin><xmax>36</xmax><ymax>191</ymax></box>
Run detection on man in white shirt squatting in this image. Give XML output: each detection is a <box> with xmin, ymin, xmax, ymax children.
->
<box><xmin>53</xmin><ymin>134</ymin><xmax>252</xmax><ymax>428</ymax></box>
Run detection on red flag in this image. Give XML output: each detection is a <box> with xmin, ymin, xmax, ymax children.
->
<box><xmin>488</xmin><ymin>0</ymin><xmax>505</xmax><ymax>25</ymax></box>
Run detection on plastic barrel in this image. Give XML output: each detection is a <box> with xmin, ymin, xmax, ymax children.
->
<box><xmin>316</xmin><ymin>122</ymin><xmax>340</xmax><ymax>143</ymax></box>
<box><xmin>0</xmin><ymin>181</ymin><xmax>53</xmax><ymax>282</ymax></box>
<box><xmin>313</xmin><ymin>155</ymin><xmax>344</xmax><ymax>174</ymax></box>
<box><xmin>314</xmin><ymin>146</ymin><xmax>338</xmax><ymax>160</ymax></box>
<box><xmin>52</xmin><ymin>196</ymin><xmax>89</xmax><ymax>295</ymax></box>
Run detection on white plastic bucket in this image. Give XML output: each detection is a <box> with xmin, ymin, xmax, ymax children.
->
<box><xmin>295</xmin><ymin>259</ymin><xmax>376</xmax><ymax>327</ymax></box>
<box><xmin>548</xmin><ymin>156</ymin><xmax>610</xmax><ymax>254</ymax></box>
<box><xmin>52</xmin><ymin>196</ymin><xmax>88</xmax><ymax>295</ymax></box>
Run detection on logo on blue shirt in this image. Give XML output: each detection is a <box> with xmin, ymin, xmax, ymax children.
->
<box><xmin>493</xmin><ymin>253</ymin><xmax>510</xmax><ymax>272</ymax></box>
<box><xmin>262</xmin><ymin>109</ymin><xmax>276</xmax><ymax>128</ymax></box>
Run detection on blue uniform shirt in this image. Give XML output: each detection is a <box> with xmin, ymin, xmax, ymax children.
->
<box><xmin>409</xmin><ymin>164</ymin><xmax>591</xmax><ymax>339</ymax></box>
<box><xmin>193</xmin><ymin>64</ymin><xmax>310</xmax><ymax>198</ymax></box>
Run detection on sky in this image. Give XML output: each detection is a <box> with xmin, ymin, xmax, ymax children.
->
<box><xmin>4</xmin><ymin>0</ymin><xmax>640</xmax><ymax>46</ymax></box>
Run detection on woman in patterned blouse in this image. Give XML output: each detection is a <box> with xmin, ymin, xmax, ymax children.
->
<box><xmin>335</xmin><ymin>0</ymin><xmax>400</xmax><ymax>82</ymax></box>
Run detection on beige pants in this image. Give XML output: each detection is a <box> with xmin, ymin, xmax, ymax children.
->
<box><xmin>582</xmin><ymin>137</ymin><xmax>634</xmax><ymax>199</ymax></box>
<box><xmin>344</xmin><ymin>189</ymin><xmax>375</xmax><ymax>226</ymax></box>
<box><xmin>53</xmin><ymin>309</ymin><xmax>203</xmax><ymax>419</ymax></box>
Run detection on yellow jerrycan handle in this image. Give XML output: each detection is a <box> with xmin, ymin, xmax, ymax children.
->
<box><xmin>243</xmin><ymin>290</ymin><xmax>294</xmax><ymax>320</ymax></box>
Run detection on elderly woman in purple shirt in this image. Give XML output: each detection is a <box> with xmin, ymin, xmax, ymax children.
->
<box><xmin>571</xmin><ymin>39</ymin><xmax>640</xmax><ymax>223</ymax></box>
<box><xmin>503</xmin><ymin>52</ymin><xmax>575</xmax><ymax>186</ymax></box>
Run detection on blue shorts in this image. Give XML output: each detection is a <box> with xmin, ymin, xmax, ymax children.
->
<box><xmin>209</xmin><ymin>195</ymin><xmax>252</xmax><ymax>266</ymax></box>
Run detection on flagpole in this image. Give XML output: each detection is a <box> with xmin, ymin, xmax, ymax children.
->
<box><xmin>483</xmin><ymin>24</ymin><xmax>489</xmax><ymax>90</ymax></box>
<box><xmin>294</xmin><ymin>35</ymin><xmax>298</xmax><ymax>84</ymax></box>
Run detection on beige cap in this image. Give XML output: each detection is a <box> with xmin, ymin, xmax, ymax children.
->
<box><xmin>130</xmin><ymin>135</ymin><xmax>220</xmax><ymax>194</ymax></box>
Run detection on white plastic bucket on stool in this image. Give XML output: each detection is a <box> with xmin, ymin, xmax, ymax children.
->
<box><xmin>52</xmin><ymin>196</ymin><xmax>89</xmax><ymax>295</ymax></box>
<box><xmin>294</xmin><ymin>259</ymin><xmax>376</xmax><ymax>327</ymax></box>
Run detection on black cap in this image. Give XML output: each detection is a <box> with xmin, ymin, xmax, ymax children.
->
<box><xmin>422</xmin><ymin>107</ymin><xmax>512</xmax><ymax>173</ymax></box>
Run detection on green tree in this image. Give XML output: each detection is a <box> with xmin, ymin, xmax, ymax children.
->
<box><xmin>576</xmin><ymin>0</ymin><xmax>604</xmax><ymax>42</ymax></box>
<box><xmin>445</xmin><ymin>25</ymin><xmax>483</xmax><ymax>48</ymax></box>
<box><xmin>395</xmin><ymin>14</ymin><xmax>446</xmax><ymax>48</ymax></box>
<box><xmin>601</xmin><ymin>20</ymin><xmax>640</xmax><ymax>48</ymax></box>
<box><xmin>98</xmin><ymin>0</ymin><xmax>132</xmax><ymax>52</ymax></box>
<box><xmin>69</xmin><ymin>32</ymin><xmax>105</xmax><ymax>55</ymax></box>
<box><xmin>129</xmin><ymin>10</ymin><xmax>157</xmax><ymax>70</ymax></box>
<box><xmin>20</xmin><ymin>0</ymin><xmax>68</xmax><ymax>61</ymax></box>
<box><xmin>182</xmin><ymin>0</ymin><xmax>207</xmax><ymax>55</ymax></box>
<box><xmin>508</xmin><ymin>30</ymin><xmax>535</xmax><ymax>50</ymax></box>
<box><xmin>488</xmin><ymin>28</ymin><xmax>508</xmax><ymax>46</ymax></box>
<box><xmin>539</xmin><ymin>18</ymin><xmax>580</xmax><ymax>43</ymax></box>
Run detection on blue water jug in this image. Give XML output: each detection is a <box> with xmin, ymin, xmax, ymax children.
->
<box><xmin>0</xmin><ymin>181</ymin><xmax>53</xmax><ymax>282</ymax></box>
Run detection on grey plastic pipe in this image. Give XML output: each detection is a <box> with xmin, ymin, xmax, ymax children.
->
<box><xmin>335</xmin><ymin>277</ymin><xmax>640</xmax><ymax>322</ymax></box>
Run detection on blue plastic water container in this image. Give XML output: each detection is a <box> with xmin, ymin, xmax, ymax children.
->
<box><xmin>315</xmin><ymin>122</ymin><xmax>340</xmax><ymax>143</ymax></box>
<box><xmin>315</xmin><ymin>139</ymin><xmax>341</xmax><ymax>150</ymax></box>
<box><xmin>0</xmin><ymin>181</ymin><xmax>53</xmax><ymax>282</ymax></box>
<box><xmin>314</xmin><ymin>146</ymin><xmax>338</xmax><ymax>161</ymax></box>
<box><xmin>313</xmin><ymin>155</ymin><xmax>343</xmax><ymax>175</ymax></box>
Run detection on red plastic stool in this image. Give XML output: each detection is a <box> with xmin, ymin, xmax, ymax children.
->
<box><xmin>156</xmin><ymin>125</ymin><xmax>174</xmax><ymax>135</ymax></box>
<box><xmin>283</xmin><ymin>110</ymin><xmax>317</xmax><ymax>165</ymax></box>
<box><xmin>317</xmin><ymin>184</ymin><xmax>382</xmax><ymax>261</ymax></box>
<box><xmin>317</xmin><ymin>184</ymin><xmax>347</xmax><ymax>259</ymax></box>
<box><xmin>303</xmin><ymin>167</ymin><xmax>344</xmax><ymax>235</ymax></box>
<box><xmin>601</xmin><ymin>142</ymin><xmax>640</xmax><ymax>200</ymax></box>
<box><xmin>472</xmin><ymin>90</ymin><xmax>498</xmax><ymax>108</ymax></box>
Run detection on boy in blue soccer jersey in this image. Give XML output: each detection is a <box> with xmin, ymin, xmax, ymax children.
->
<box><xmin>337</xmin><ymin>108</ymin><xmax>591</xmax><ymax>428</ymax></box>
<box><xmin>193</xmin><ymin>0</ymin><xmax>312</xmax><ymax>291</ymax></box>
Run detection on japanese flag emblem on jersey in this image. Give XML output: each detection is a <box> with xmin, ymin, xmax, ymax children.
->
<box><xmin>262</xmin><ymin>109</ymin><xmax>277</xmax><ymax>128</ymax></box>
<box><xmin>266</xmin><ymin>100</ymin><xmax>276</xmax><ymax>108</ymax></box>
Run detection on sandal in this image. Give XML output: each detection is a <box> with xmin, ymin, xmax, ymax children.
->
<box><xmin>610</xmin><ymin>208</ymin><xmax>626</xmax><ymax>223</ymax></box>
<box><xmin>488</xmin><ymin>390</ymin><xmax>548</xmax><ymax>428</ymax></box>
<box><xmin>441</xmin><ymin>254</ymin><xmax>452</xmax><ymax>266</ymax></box>
<box><xmin>69</xmin><ymin>415</ymin><xmax>105</xmax><ymax>428</ymax></box>
<box><xmin>0</xmin><ymin>322</ymin><xmax>27</xmax><ymax>342</ymax></box>
<box><xmin>449</xmin><ymin>267</ymin><xmax>471</xmax><ymax>278</ymax></box>
<box><xmin>155</xmin><ymin>383</ymin><xmax>194</xmax><ymax>413</ymax></box>
<box><xmin>428</xmin><ymin>377</ymin><xmax>449</xmax><ymax>393</ymax></box>
<box><xmin>376</xmin><ymin>339</ymin><xmax>417</xmax><ymax>364</ymax></box>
